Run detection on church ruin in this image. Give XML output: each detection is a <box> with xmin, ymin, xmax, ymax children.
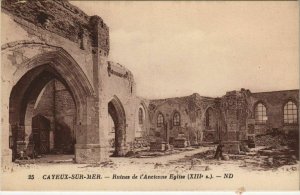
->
<box><xmin>1</xmin><ymin>0</ymin><xmax>299</xmax><ymax>165</ymax></box>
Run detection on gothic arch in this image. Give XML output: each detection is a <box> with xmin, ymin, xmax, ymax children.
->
<box><xmin>203</xmin><ymin>106</ymin><xmax>215</xmax><ymax>129</ymax></box>
<box><xmin>282</xmin><ymin>98</ymin><xmax>298</xmax><ymax>125</ymax></box>
<box><xmin>155</xmin><ymin>111</ymin><xmax>165</xmax><ymax>128</ymax></box>
<box><xmin>137</xmin><ymin>101</ymin><xmax>149</xmax><ymax>124</ymax></box>
<box><xmin>203</xmin><ymin>106</ymin><xmax>215</xmax><ymax>117</ymax></box>
<box><xmin>171</xmin><ymin>110</ymin><xmax>181</xmax><ymax>126</ymax></box>
<box><xmin>282</xmin><ymin>98</ymin><xmax>298</xmax><ymax>110</ymax></box>
<box><xmin>252</xmin><ymin>100</ymin><xmax>268</xmax><ymax>114</ymax></box>
<box><xmin>253</xmin><ymin>101</ymin><xmax>268</xmax><ymax>124</ymax></box>
<box><xmin>5</xmin><ymin>45</ymin><xmax>96</xmax><ymax>162</ymax></box>
<box><xmin>108</xmin><ymin>96</ymin><xmax>127</xmax><ymax>156</ymax></box>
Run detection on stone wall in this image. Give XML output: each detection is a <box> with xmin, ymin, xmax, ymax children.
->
<box><xmin>99</xmin><ymin>60</ymin><xmax>150</xmax><ymax>153</ymax></box>
<box><xmin>218</xmin><ymin>89</ymin><xmax>299</xmax><ymax>153</ymax></box>
<box><xmin>2</xmin><ymin>0</ymin><xmax>109</xmax><ymax>55</ymax></box>
<box><xmin>148</xmin><ymin>89</ymin><xmax>299</xmax><ymax>149</ymax></box>
<box><xmin>30</xmin><ymin>81</ymin><xmax>55</xmax><ymax>150</ymax></box>
<box><xmin>148</xmin><ymin>93</ymin><xmax>218</xmax><ymax>145</ymax></box>
<box><xmin>2</xmin><ymin>0</ymin><xmax>117</xmax><ymax>163</ymax></box>
<box><xmin>1</xmin><ymin>0</ymin><xmax>299</xmax><ymax>164</ymax></box>
<box><xmin>1</xmin><ymin>0</ymin><xmax>150</xmax><ymax>163</ymax></box>
<box><xmin>53</xmin><ymin>80</ymin><xmax>76</xmax><ymax>153</ymax></box>
<box><xmin>250</xmin><ymin>90</ymin><xmax>299</xmax><ymax>134</ymax></box>
<box><xmin>21</xmin><ymin>79</ymin><xmax>76</xmax><ymax>154</ymax></box>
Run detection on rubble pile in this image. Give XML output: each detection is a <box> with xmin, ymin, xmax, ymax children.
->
<box><xmin>255</xmin><ymin>133</ymin><xmax>298</xmax><ymax>151</ymax></box>
<box><xmin>257</xmin><ymin>146</ymin><xmax>298</xmax><ymax>167</ymax></box>
<box><xmin>133</xmin><ymin>138</ymin><xmax>149</xmax><ymax>149</ymax></box>
<box><xmin>188</xmin><ymin>149</ymin><xmax>215</xmax><ymax>160</ymax></box>
<box><xmin>271</xmin><ymin>155</ymin><xmax>298</xmax><ymax>168</ymax></box>
<box><xmin>134</xmin><ymin>149</ymin><xmax>179</xmax><ymax>158</ymax></box>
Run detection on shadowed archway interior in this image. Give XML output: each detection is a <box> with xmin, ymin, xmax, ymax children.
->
<box><xmin>108</xmin><ymin>97</ymin><xmax>127</xmax><ymax>157</ymax></box>
<box><xmin>9</xmin><ymin>65</ymin><xmax>78</xmax><ymax>160</ymax></box>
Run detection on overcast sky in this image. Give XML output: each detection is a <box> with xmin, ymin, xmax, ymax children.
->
<box><xmin>71</xmin><ymin>1</ymin><xmax>299</xmax><ymax>99</ymax></box>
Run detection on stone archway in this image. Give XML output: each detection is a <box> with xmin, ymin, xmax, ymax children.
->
<box><xmin>108</xmin><ymin>96</ymin><xmax>127</xmax><ymax>157</ymax></box>
<box><xmin>2</xmin><ymin>46</ymin><xmax>100</xmax><ymax>164</ymax></box>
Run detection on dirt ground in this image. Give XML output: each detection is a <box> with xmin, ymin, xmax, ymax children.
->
<box><xmin>1</xmin><ymin>144</ymin><xmax>299</xmax><ymax>191</ymax></box>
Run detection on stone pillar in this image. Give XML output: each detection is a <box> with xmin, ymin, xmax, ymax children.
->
<box><xmin>94</xmin><ymin>15</ymin><xmax>111</xmax><ymax>160</ymax></box>
<box><xmin>24</xmin><ymin>101</ymin><xmax>34</xmax><ymax>150</ymax></box>
<box><xmin>224</xmin><ymin>118</ymin><xmax>240</xmax><ymax>154</ymax></box>
<box><xmin>98</xmin><ymin>93</ymin><xmax>110</xmax><ymax>160</ymax></box>
<box><xmin>221</xmin><ymin>91</ymin><xmax>242</xmax><ymax>154</ymax></box>
<box><xmin>75</xmin><ymin>96</ymin><xmax>102</xmax><ymax>163</ymax></box>
<box><xmin>114</xmin><ymin>123</ymin><xmax>129</xmax><ymax>156</ymax></box>
<box><xmin>1</xmin><ymin>81</ymin><xmax>13</xmax><ymax>167</ymax></box>
<box><xmin>74</xmin><ymin>15</ymin><xmax>111</xmax><ymax>163</ymax></box>
<box><xmin>49</xmin><ymin>130</ymin><xmax>54</xmax><ymax>151</ymax></box>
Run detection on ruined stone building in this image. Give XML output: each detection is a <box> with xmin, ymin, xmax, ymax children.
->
<box><xmin>147</xmin><ymin>89</ymin><xmax>299</xmax><ymax>153</ymax></box>
<box><xmin>1</xmin><ymin>0</ymin><xmax>299</xmax><ymax>165</ymax></box>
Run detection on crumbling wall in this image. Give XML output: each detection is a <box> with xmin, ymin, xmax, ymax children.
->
<box><xmin>148</xmin><ymin>98</ymin><xmax>193</xmax><ymax>144</ymax></box>
<box><xmin>201</xmin><ymin>98</ymin><xmax>221</xmax><ymax>143</ymax></box>
<box><xmin>148</xmin><ymin>93</ymin><xmax>219</xmax><ymax>145</ymax></box>
<box><xmin>250</xmin><ymin>90</ymin><xmax>299</xmax><ymax>135</ymax></box>
<box><xmin>134</xmin><ymin>102</ymin><xmax>149</xmax><ymax>138</ymax></box>
<box><xmin>1</xmin><ymin>0</ymin><xmax>109</xmax><ymax>55</ymax></box>
<box><xmin>220</xmin><ymin>90</ymin><xmax>251</xmax><ymax>141</ymax></box>
<box><xmin>98</xmin><ymin>60</ymin><xmax>145</xmax><ymax>154</ymax></box>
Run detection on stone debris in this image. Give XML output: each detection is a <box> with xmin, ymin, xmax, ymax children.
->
<box><xmin>124</xmin><ymin>151</ymin><xmax>135</xmax><ymax>157</ymax></box>
<box><xmin>189</xmin><ymin>165</ymin><xmax>210</xmax><ymax>171</ymax></box>
<box><xmin>78</xmin><ymin>161</ymin><xmax>115</xmax><ymax>168</ymax></box>
<box><xmin>47</xmin><ymin>158</ymin><xmax>74</xmax><ymax>163</ymax></box>
<box><xmin>222</xmin><ymin>154</ymin><xmax>230</xmax><ymax>161</ymax></box>
<box><xmin>255</xmin><ymin>133</ymin><xmax>298</xmax><ymax>149</ymax></box>
<box><xmin>154</xmin><ymin>163</ymin><xmax>163</xmax><ymax>169</ymax></box>
<box><xmin>14</xmin><ymin>159</ymin><xmax>36</xmax><ymax>165</ymax></box>
<box><xmin>168</xmin><ymin>140</ymin><xmax>299</xmax><ymax>171</ymax></box>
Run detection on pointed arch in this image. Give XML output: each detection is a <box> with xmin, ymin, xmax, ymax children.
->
<box><xmin>108</xmin><ymin>95</ymin><xmax>127</xmax><ymax>156</ymax></box>
<box><xmin>203</xmin><ymin>106</ymin><xmax>215</xmax><ymax>128</ymax></box>
<box><xmin>172</xmin><ymin>110</ymin><xmax>181</xmax><ymax>126</ymax></box>
<box><xmin>157</xmin><ymin>112</ymin><xmax>164</xmax><ymax>127</ymax></box>
<box><xmin>7</xmin><ymin>46</ymin><xmax>97</xmax><ymax>162</ymax></box>
<box><xmin>283</xmin><ymin>99</ymin><xmax>298</xmax><ymax>124</ymax></box>
<box><xmin>253</xmin><ymin>101</ymin><xmax>268</xmax><ymax>124</ymax></box>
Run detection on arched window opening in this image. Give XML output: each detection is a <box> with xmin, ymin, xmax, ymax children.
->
<box><xmin>173</xmin><ymin>112</ymin><xmax>180</xmax><ymax>126</ymax></box>
<box><xmin>138</xmin><ymin>108</ymin><xmax>144</xmax><ymax>125</ymax></box>
<box><xmin>205</xmin><ymin>108</ymin><xmax>213</xmax><ymax>128</ymax></box>
<box><xmin>284</xmin><ymin>101</ymin><xmax>298</xmax><ymax>124</ymax></box>
<box><xmin>157</xmin><ymin>113</ymin><xmax>164</xmax><ymax>127</ymax></box>
<box><xmin>255</xmin><ymin>103</ymin><xmax>267</xmax><ymax>124</ymax></box>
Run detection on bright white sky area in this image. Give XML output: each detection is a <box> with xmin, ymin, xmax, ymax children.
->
<box><xmin>71</xmin><ymin>1</ymin><xmax>299</xmax><ymax>99</ymax></box>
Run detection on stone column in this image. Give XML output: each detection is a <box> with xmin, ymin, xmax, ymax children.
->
<box><xmin>221</xmin><ymin>91</ymin><xmax>241</xmax><ymax>154</ymax></box>
<box><xmin>112</xmin><ymin>122</ymin><xmax>126</xmax><ymax>156</ymax></box>
<box><xmin>74</xmin><ymin>96</ymin><xmax>102</xmax><ymax>163</ymax></box>
<box><xmin>98</xmin><ymin>93</ymin><xmax>110</xmax><ymax>160</ymax></box>
<box><xmin>76</xmin><ymin>15</ymin><xmax>111</xmax><ymax>162</ymax></box>
<box><xmin>1</xmin><ymin>81</ymin><xmax>13</xmax><ymax>167</ymax></box>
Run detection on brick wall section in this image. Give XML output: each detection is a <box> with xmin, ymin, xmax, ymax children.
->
<box><xmin>33</xmin><ymin>79</ymin><xmax>76</xmax><ymax>153</ymax></box>
<box><xmin>33</xmin><ymin>81</ymin><xmax>55</xmax><ymax>121</ymax></box>
<box><xmin>53</xmin><ymin>80</ymin><xmax>76</xmax><ymax>153</ymax></box>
